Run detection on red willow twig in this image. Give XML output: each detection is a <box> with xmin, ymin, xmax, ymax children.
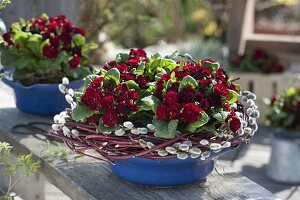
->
<box><xmin>49</xmin><ymin>105</ymin><xmax>251</xmax><ymax>162</ymax></box>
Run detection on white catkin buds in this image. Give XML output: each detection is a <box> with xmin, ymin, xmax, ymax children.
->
<box><xmin>62</xmin><ymin>126</ymin><xmax>70</xmax><ymax>136</ymax></box>
<box><xmin>123</xmin><ymin>121</ymin><xmax>134</xmax><ymax>129</ymax></box>
<box><xmin>68</xmin><ymin>89</ymin><xmax>74</xmax><ymax>97</ymax></box>
<box><xmin>115</xmin><ymin>129</ymin><xmax>125</xmax><ymax>136</ymax></box>
<box><xmin>199</xmin><ymin>139</ymin><xmax>209</xmax><ymax>146</ymax></box>
<box><xmin>210</xmin><ymin>143</ymin><xmax>222</xmax><ymax>151</ymax></box>
<box><xmin>58</xmin><ymin>84</ymin><xmax>66</xmax><ymax>93</ymax></box>
<box><xmin>71</xmin><ymin>129</ymin><xmax>80</xmax><ymax>137</ymax></box>
<box><xmin>62</xmin><ymin>77</ymin><xmax>69</xmax><ymax>85</ymax></box>
<box><xmin>146</xmin><ymin>124</ymin><xmax>155</xmax><ymax>131</ymax></box>
<box><xmin>51</xmin><ymin>124</ymin><xmax>61</xmax><ymax>131</ymax></box>
<box><xmin>65</xmin><ymin>94</ymin><xmax>74</xmax><ymax>104</ymax></box>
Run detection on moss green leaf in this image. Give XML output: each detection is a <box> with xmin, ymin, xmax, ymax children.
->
<box><xmin>141</xmin><ymin>95</ymin><xmax>161</xmax><ymax>112</ymax></box>
<box><xmin>153</xmin><ymin>118</ymin><xmax>179</xmax><ymax>139</ymax></box>
<box><xmin>179</xmin><ymin>75</ymin><xmax>198</xmax><ymax>92</ymax></box>
<box><xmin>71</xmin><ymin>104</ymin><xmax>95</xmax><ymax>122</ymax></box>
<box><xmin>115</xmin><ymin>53</ymin><xmax>129</xmax><ymax>64</ymax></box>
<box><xmin>185</xmin><ymin>111</ymin><xmax>209</xmax><ymax>133</ymax></box>
<box><xmin>104</xmin><ymin>68</ymin><xmax>120</xmax><ymax>85</ymax></box>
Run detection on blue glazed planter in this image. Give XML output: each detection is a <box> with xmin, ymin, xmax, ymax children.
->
<box><xmin>2</xmin><ymin>78</ymin><xmax>83</xmax><ymax>116</ymax></box>
<box><xmin>110</xmin><ymin>148</ymin><xmax>232</xmax><ymax>187</ymax></box>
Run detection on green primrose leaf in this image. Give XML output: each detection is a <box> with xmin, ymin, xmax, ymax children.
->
<box><xmin>82</xmin><ymin>43</ymin><xmax>98</xmax><ymax>53</ymax></box>
<box><xmin>179</xmin><ymin>75</ymin><xmax>198</xmax><ymax>92</ymax></box>
<box><xmin>73</xmin><ymin>34</ymin><xmax>86</xmax><ymax>47</ymax></box>
<box><xmin>71</xmin><ymin>104</ymin><xmax>95</xmax><ymax>122</ymax></box>
<box><xmin>141</xmin><ymin>95</ymin><xmax>161</xmax><ymax>112</ymax></box>
<box><xmin>228</xmin><ymin>90</ymin><xmax>239</xmax><ymax>103</ymax></box>
<box><xmin>83</xmin><ymin>74</ymin><xmax>100</xmax><ymax>92</ymax></box>
<box><xmin>62</xmin><ymin>64</ymin><xmax>91</xmax><ymax>80</ymax></box>
<box><xmin>115</xmin><ymin>53</ymin><xmax>129</xmax><ymax>64</ymax></box>
<box><xmin>153</xmin><ymin>118</ymin><xmax>179</xmax><ymax>139</ymax></box>
<box><xmin>159</xmin><ymin>58</ymin><xmax>177</xmax><ymax>73</ymax></box>
<box><xmin>185</xmin><ymin>111</ymin><xmax>210</xmax><ymax>133</ymax></box>
<box><xmin>126</xmin><ymin>80</ymin><xmax>140</xmax><ymax>90</ymax></box>
<box><xmin>104</xmin><ymin>68</ymin><xmax>120</xmax><ymax>85</ymax></box>
<box><xmin>203</xmin><ymin>61</ymin><xmax>219</xmax><ymax>72</ymax></box>
<box><xmin>133</xmin><ymin>62</ymin><xmax>145</xmax><ymax>75</ymax></box>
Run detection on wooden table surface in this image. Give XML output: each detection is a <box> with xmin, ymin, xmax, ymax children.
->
<box><xmin>0</xmin><ymin>81</ymin><xmax>280</xmax><ymax>200</ymax></box>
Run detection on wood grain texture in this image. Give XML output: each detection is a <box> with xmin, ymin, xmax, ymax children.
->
<box><xmin>0</xmin><ymin>82</ymin><xmax>280</xmax><ymax>200</ymax></box>
<box><xmin>0</xmin><ymin>0</ymin><xmax>80</xmax><ymax>26</ymax></box>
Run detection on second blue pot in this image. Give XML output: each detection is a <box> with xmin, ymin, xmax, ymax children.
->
<box><xmin>2</xmin><ymin>78</ymin><xmax>83</xmax><ymax>116</ymax></box>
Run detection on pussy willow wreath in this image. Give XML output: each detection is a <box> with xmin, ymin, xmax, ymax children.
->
<box><xmin>49</xmin><ymin>49</ymin><xmax>259</xmax><ymax>163</ymax></box>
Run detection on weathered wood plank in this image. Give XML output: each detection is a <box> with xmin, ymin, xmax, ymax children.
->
<box><xmin>0</xmin><ymin>0</ymin><xmax>80</xmax><ymax>26</ymax></box>
<box><xmin>0</xmin><ymin>82</ymin><xmax>279</xmax><ymax>200</ymax></box>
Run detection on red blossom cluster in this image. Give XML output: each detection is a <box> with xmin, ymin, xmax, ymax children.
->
<box><xmin>81</xmin><ymin>77</ymin><xmax>139</xmax><ymax>127</ymax></box>
<box><xmin>78</xmin><ymin>48</ymin><xmax>241</xmax><ymax>133</ymax></box>
<box><xmin>103</xmin><ymin>49</ymin><xmax>150</xmax><ymax>88</ymax></box>
<box><xmin>155</xmin><ymin>60</ymin><xmax>241</xmax><ymax>132</ymax></box>
<box><xmin>2</xmin><ymin>14</ymin><xmax>86</xmax><ymax>69</ymax></box>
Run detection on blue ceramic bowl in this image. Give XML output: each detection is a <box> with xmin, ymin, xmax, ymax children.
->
<box><xmin>2</xmin><ymin>78</ymin><xmax>83</xmax><ymax>116</ymax></box>
<box><xmin>110</xmin><ymin>148</ymin><xmax>232</xmax><ymax>187</ymax></box>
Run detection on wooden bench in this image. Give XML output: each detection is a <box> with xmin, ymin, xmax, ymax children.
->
<box><xmin>0</xmin><ymin>82</ymin><xmax>280</xmax><ymax>200</ymax></box>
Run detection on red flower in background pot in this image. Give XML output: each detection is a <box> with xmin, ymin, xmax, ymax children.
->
<box><xmin>251</xmin><ymin>49</ymin><xmax>266</xmax><ymax>61</ymax></box>
<box><xmin>69</xmin><ymin>55</ymin><xmax>81</xmax><ymax>69</ymax></box>
<box><xmin>2</xmin><ymin>32</ymin><xmax>13</xmax><ymax>45</ymax></box>
<box><xmin>42</xmin><ymin>44</ymin><xmax>58</xmax><ymax>59</ymax></box>
<box><xmin>72</xmin><ymin>27</ymin><xmax>86</xmax><ymax>36</ymax></box>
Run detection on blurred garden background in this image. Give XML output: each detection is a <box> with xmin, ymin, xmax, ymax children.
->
<box><xmin>1</xmin><ymin>0</ymin><xmax>300</xmax><ymax>200</ymax></box>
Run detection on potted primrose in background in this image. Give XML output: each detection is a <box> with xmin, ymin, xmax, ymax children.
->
<box><xmin>49</xmin><ymin>49</ymin><xmax>259</xmax><ymax>187</ymax></box>
<box><xmin>264</xmin><ymin>83</ymin><xmax>300</xmax><ymax>184</ymax></box>
<box><xmin>0</xmin><ymin>13</ymin><xmax>97</xmax><ymax>116</ymax></box>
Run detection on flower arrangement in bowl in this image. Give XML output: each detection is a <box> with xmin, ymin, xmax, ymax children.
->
<box><xmin>265</xmin><ymin>86</ymin><xmax>300</xmax><ymax>134</ymax></box>
<box><xmin>0</xmin><ymin>13</ymin><xmax>97</xmax><ymax>115</ymax></box>
<box><xmin>231</xmin><ymin>48</ymin><xmax>284</xmax><ymax>73</ymax></box>
<box><xmin>264</xmin><ymin>85</ymin><xmax>300</xmax><ymax>183</ymax></box>
<box><xmin>49</xmin><ymin>49</ymin><xmax>259</xmax><ymax>186</ymax></box>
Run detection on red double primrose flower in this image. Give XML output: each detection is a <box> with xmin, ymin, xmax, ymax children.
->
<box><xmin>86</xmin><ymin>114</ymin><xmax>100</xmax><ymax>125</ymax></box>
<box><xmin>179</xmin><ymin>86</ymin><xmax>197</xmax><ymax>103</ymax></box>
<box><xmin>69</xmin><ymin>55</ymin><xmax>81</xmax><ymax>69</ymax></box>
<box><xmin>165</xmin><ymin>91</ymin><xmax>178</xmax><ymax>105</ymax></box>
<box><xmin>102</xmin><ymin>109</ymin><xmax>120</xmax><ymax>127</ymax></box>
<box><xmin>81</xmin><ymin>88</ymin><xmax>102</xmax><ymax>111</ymax></box>
<box><xmin>101</xmin><ymin>95</ymin><xmax>115</xmax><ymax>110</ymax></box>
<box><xmin>181</xmin><ymin>103</ymin><xmax>202</xmax><ymax>123</ymax></box>
<box><xmin>2</xmin><ymin>32</ymin><xmax>13</xmax><ymax>45</ymax></box>
<box><xmin>214</xmin><ymin>83</ymin><xmax>229</xmax><ymax>97</ymax></box>
<box><xmin>130</xmin><ymin>48</ymin><xmax>147</xmax><ymax>58</ymax></box>
<box><xmin>42</xmin><ymin>44</ymin><xmax>58</xmax><ymax>59</ymax></box>
<box><xmin>229</xmin><ymin>117</ymin><xmax>241</xmax><ymax>133</ymax></box>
